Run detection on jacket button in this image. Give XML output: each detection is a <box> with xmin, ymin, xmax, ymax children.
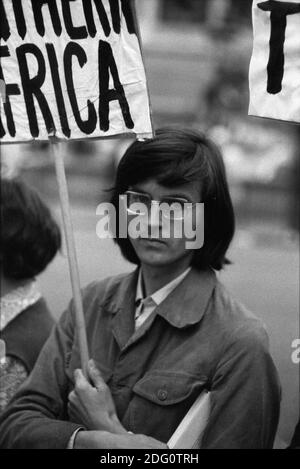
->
<box><xmin>157</xmin><ymin>389</ymin><xmax>168</xmax><ymax>401</ymax></box>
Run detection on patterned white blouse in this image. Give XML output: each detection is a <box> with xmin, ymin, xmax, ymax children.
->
<box><xmin>0</xmin><ymin>281</ymin><xmax>41</xmax><ymax>412</ymax></box>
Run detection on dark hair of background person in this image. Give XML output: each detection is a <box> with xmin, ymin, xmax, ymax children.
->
<box><xmin>0</xmin><ymin>177</ymin><xmax>61</xmax><ymax>281</ymax></box>
<box><xmin>111</xmin><ymin>128</ymin><xmax>235</xmax><ymax>271</ymax></box>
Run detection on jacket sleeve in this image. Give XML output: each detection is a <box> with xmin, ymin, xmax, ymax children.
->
<box><xmin>0</xmin><ymin>299</ymin><xmax>83</xmax><ymax>449</ymax></box>
<box><xmin>201</xmin><ymin>324</ymin><xmax>281</xmax><ymax>449</ymax></box>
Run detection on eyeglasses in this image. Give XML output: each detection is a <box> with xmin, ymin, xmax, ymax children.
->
<box><xmin>122</xmin><ymin>190</ymin><xmax>197</xmax><ymax>221</ymax></box>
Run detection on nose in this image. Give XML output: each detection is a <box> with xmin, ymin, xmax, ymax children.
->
<box><xmin>148</xmin><ymin>201</ymin><xmax>162</xmax><ymax>236</ymax></box>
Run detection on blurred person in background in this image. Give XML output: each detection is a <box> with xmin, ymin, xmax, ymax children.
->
<box><xmin>0</xmin><ymin>130</ymin><xmax>281</xmax><ymax>449</ymax></box>
<box><xmin>0</xmin><ymin>178</ymin><xmax>61</xmax><ymax>412</ymax></box>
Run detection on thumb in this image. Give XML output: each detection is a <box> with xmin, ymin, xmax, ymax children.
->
<box><xmin>88</xmin><ymin>359</ymin><xmax>105</xmax><ymax>390</ymax></box>
<box><xmin>74</xmin><ymin>368</ymin><xmax>89</xmax><ymax>391</ymax></box>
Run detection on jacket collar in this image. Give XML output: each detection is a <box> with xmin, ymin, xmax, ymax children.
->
<box><xmin>135</xmin><ymin>267</ymin><xmax>192</xmax><ymax>307</ymax></box>
<box><xmin>107</xmin><ymin>266</ymin><xmax>216</xmax><ymax>330</ymax></box>
<box><xmin>154</xmin><ymin>267</ymin><xmax>216</xmax><ymax>328</ymax></box>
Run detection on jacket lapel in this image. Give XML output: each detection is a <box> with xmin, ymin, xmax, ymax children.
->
<box><xmin>110</xmin><ymin>269</ymin><xmax>139</xmax><ymax>350</ymax></box>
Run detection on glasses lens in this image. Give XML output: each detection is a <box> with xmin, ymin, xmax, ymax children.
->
<box><xmin>124</xmin><ymin>193</ymin><xmax>193</xmax><ymax>219</ymax></box>
<box><xmin>126</xmin><ymin>192</ymin><xmax>149</xmax><ymax>215</ymax></box>
<box><xmin>161</xmin><ymin>198</ymin><xmax>187</xmax><ymax>220</ymax></box>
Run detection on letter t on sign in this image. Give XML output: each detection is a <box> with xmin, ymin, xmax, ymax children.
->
<box><xmin>258</xmin><ymin>0</ymin><xmax>300</xmax><ymax>94</ymax></box>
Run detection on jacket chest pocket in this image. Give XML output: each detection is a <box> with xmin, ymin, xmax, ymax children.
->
<box><xmin>126</xmin><ymin>370</ymin><xmax>207</xmax><ymax>443</ymax></box>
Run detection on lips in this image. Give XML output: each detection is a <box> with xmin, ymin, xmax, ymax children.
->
<box><xmin>139</xmin><ymin>238</ymin><xmax>166</xmax><ymax>245</ymax></box>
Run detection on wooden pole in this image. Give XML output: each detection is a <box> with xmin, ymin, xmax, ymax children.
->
<box><xmin>50</xmin><ymin>140</ymin><xmax>89</xmax><ymax>376</ymax></box>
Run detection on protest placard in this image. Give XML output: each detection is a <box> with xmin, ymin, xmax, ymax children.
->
<box><xmin>0</xmin><ymin>0</ymin><xmax>153</xmax><ymax>142</ymax></box>
<box><xmin>0</xmin><ymin>0</ymin><xmax>154</xmax><ymax>372</ymax></box>
<box><xmin>249</xmin><ymin>0</ymin><xmax>300</xmax><ymax>124</ymax></box>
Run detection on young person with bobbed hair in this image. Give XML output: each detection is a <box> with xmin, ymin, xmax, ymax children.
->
<box><xmin>0</xmin><ymin>177</ymin><xmax>61</xmax><ymax>411</ymax></box>
<box><xmin>0</xmin><ymin>129</ymin><xmax>281</xmax><ymax>449</ymax></box>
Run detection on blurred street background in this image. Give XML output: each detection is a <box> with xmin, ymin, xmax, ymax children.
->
<box><xmin>1</xmin><ymin>0</ymin><xmax>299</xmax><ymax>448</ymax></box>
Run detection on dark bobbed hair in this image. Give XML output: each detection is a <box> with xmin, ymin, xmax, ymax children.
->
<box><xmin>111</xmin><ymin>128</ymin><xmax>235</xmax><ymax>271</ymax></box>
<box><xmin>0</xmin><ymin>177</ymin><xmax>61</xmax><ymax>281</ymax></box>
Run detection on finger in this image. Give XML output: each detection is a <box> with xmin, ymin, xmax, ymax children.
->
<box><xmin>68</xmin><ymin>391</ymin><xmax>82</xmax><ymax>411</ymax></box>
<box><xmin>88</xmin><ymin>359</ymin><xmax>105</xmax><ymax>390</ymax></box>
<box><xmin>74</xmin><ymin>368</ymin><xmax>89</xmax><ymax>393</ymax></box>
<box><xmin>68</xmin><ymin>395</ymin><xmax>83</xmax><ymax>415</ymax></box>
<box><xmin>68</xmin><ymin>390</ymin><xmax>77</xmax><ymax>404</ymax></box>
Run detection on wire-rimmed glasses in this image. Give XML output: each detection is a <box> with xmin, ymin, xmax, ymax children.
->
<box><xmin>122</xmin><ymin>190</ymin><xmax>197</xmax><ymax>221</ymax></box>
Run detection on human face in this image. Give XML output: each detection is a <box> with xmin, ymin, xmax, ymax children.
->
<box><xmin>126</xmin><ymin>178</ymin><xmax>201</xmax><ymax>269</ymax></box>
